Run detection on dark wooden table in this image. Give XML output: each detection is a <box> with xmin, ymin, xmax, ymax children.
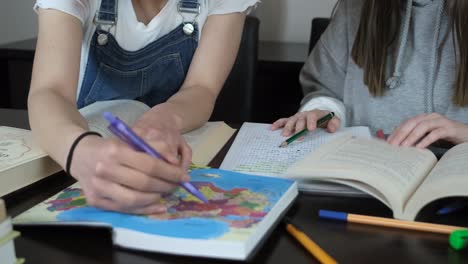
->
<box><xmin>2</xmin><ymin>109</ymin><xmax>468</xmax><ymax>264</ymax></box>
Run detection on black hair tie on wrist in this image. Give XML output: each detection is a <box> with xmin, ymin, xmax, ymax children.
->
<box><xmin>66</xmin><ymin>131</ymin><xmax>102</xmax><ymax>177</ymax></box>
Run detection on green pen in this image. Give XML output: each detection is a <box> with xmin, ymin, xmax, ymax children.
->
<box><xmin>449</xmin><ymin>229</ymin><xmax>468</xmax><ymax>250</ymax></box>
<box><xmin>279</xmin><ymin>112</ymin><xmax>335</xmax><ymax>148</ymax></box>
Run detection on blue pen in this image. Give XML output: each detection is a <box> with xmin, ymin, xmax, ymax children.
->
<box><xmin>103</xmin><ymin>112</ymin><xmax>208</xmax><ymax>204</ymax></box>
<box><xmin>437</xmin><ymin>201</ymin><xmax>467</xmax><ymax>215</ymax></box>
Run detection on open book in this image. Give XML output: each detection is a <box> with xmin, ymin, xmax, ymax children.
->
<box><xmin>220</xmin><ymin>122</ymin><xmax>372</xmax><ymax>196</ymax></box>
<box><xmin>0</xmin><ymin>127</ymin><xmax>61</xmax><ymax>197</ymax></box>
<box><xmin>14</xmin><ymin>168</ymin><xmax>298</xmax><ymax>260</ymax></box>
<box><xmin>79</xmin><ymin>99</ymin><xmax>236</xmax><ymax>166</ymax></box>
<box><xmin>286</xmin><ymin>135</ymin><xmax>468</xmax><ymax>220</ymax></box>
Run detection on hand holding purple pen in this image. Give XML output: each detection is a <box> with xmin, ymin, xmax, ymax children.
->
<box><xmin>103</xmin><ymin>112</ymin><xmax>208</xmax><ymax>203</ymax></box>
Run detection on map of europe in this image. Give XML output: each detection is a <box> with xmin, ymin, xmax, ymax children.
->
<box><xmin>42</xmin><ymin>169</ymin><xmax>292</xmax><ymax>239</ymax></box>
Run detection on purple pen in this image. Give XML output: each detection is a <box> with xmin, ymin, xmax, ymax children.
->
<box><xmin>103</xmin><ymin>112</ymin><xmax>208</xmax><ymax>204</ymax></box>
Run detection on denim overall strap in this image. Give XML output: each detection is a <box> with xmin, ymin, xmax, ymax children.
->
<box><xmin>95</xmin><ymin>0</ymin><xmax>117</xmax><ymax>25</ymax></box>
<box><xmin>178</xmin><ymin>0</ymin><xmax>200</xmax><ymax>35</ymax></box>
<box><xmin>77</xmin><ymin>0</ymin><xmax>200</xmax><ymax>108</ymax></box>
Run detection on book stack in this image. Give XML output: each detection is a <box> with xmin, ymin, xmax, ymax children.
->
<box><xmin>0</xmin><ymin>199</ymin><xmax>23</xmax><ymax>264</ymax></box>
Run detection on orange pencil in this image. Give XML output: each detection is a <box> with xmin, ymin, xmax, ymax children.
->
<box><xmin>319</xmin><ymin>210</ymin><xmax>465</xmax><ymax>235</ymax></box>
<box><xmin>284</xmin><ymin>217</ymin><xmax>337</xmax><ymax>264</ymax></box>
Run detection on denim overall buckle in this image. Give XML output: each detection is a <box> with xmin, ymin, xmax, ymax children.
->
<box><xmin>94</xmin><ymin>0</ymin><xmax>118</xmax><ymax>45</ymax></box>
<box><xmin>177</xmin><ymin>2</ymin><xmax>201</xmax><ymax>14</ymax></box>
<box><xmin>178</xmin><ymin>0</ymin><xmax>200</xmax><ymax>35</ymax></box>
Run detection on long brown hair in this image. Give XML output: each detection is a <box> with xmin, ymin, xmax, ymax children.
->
<box><xmin>351</xmin><ymin>0</ymin><xmax>468</xmax><ymax>106</ymax></box>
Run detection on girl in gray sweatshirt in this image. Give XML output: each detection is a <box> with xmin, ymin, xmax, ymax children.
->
<box><xmin>272</xmin><ymin>0</ymin><xmax>468</xmax><ymax>149</ymax></box>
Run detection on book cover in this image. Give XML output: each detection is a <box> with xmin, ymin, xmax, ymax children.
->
<box><xmin>14</xmin><ymin>168</ymin><xmax>298</xmax><ymax>260</ymax></box>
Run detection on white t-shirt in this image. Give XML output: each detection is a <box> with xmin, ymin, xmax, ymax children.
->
<box><xmin>34</xmin><ymin>0</ymin><xmax>258</xmax><ymax>96</ymax></box>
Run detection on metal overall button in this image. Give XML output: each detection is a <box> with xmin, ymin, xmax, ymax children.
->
<box><xmin>183</xmin><ymin>23</ymin><xmax>195</xmax><ymax>35</ymax></box>
<box><xmin>178</xmin><ymin>0</ymin><xmax>200</xmax><ymax>36</ymax></box>
<box><xmin>97</xmin><ymin>33</ymin><xmax>109</xmax><ymax>45</ymax></box>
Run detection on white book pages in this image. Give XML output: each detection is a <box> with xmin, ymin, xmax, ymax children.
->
<box><xmin>220</xmin><ymin>123</ymin><xmax>372</xmax><ymax>196</ymax></box>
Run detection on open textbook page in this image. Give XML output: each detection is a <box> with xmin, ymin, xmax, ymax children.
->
<box><xmin>0</xmin><ymin>127</ymin><xmax>61</xmax><ymax>196</ymax></box>
<box><xmin>79</xmin><ymin>100</ymin><xmax>235</xmax><ymax>165</ymax></box>
<box><xmin>286</xmin><ymin>135</ymin><xmax>439</xmax><ymax>220</ymax></box>
<box><xmin>220</xmin><ymin>122</ymin><xmax>372</xmax><ymax>196</ymax></box>
<box><xmin>402</xmin><ymin>142</ymin><xmax>468</xmax><ymax>220</ymax></box>
<box><xmin>79</xmin><ymin>99</ymin><xmax>150</xmax><ymax>137</ymax></box>
<box><xmin>183</xmin><ymin>122</ymin><xmax>235</xmax><ymax>166</ymax></box>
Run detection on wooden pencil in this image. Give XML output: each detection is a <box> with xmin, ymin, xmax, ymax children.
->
<box><xmin>279</xmin><ymin>112</ymin><xmax>335</xmax><ymax>148</ymax></box>
<box><xmin>320</xmin><ymin>210</ymin><xmax>465</xmax><ymax>235</ymax></box>
<box><xmin>284</xmin><ymin>217</ymin><xmax>337</xmax><ymax>264</ymax></box>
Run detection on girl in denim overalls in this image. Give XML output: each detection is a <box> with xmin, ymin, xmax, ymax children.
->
<box><xmin>29</xmin><ymin>0</ymin><xmax>258</xmax><ymax>214</ymax></box>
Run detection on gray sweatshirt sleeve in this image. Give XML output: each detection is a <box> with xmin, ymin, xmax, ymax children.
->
<box><xmin>300</xmin><ymin>0</ymin><xmax>350</xmax><ymax>106</ymax></box>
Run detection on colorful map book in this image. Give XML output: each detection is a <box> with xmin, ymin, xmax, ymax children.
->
<box><xmin>14</xmin><ymin>168</ymin><xmax>298</xmax><ymax>260</ymax></box>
